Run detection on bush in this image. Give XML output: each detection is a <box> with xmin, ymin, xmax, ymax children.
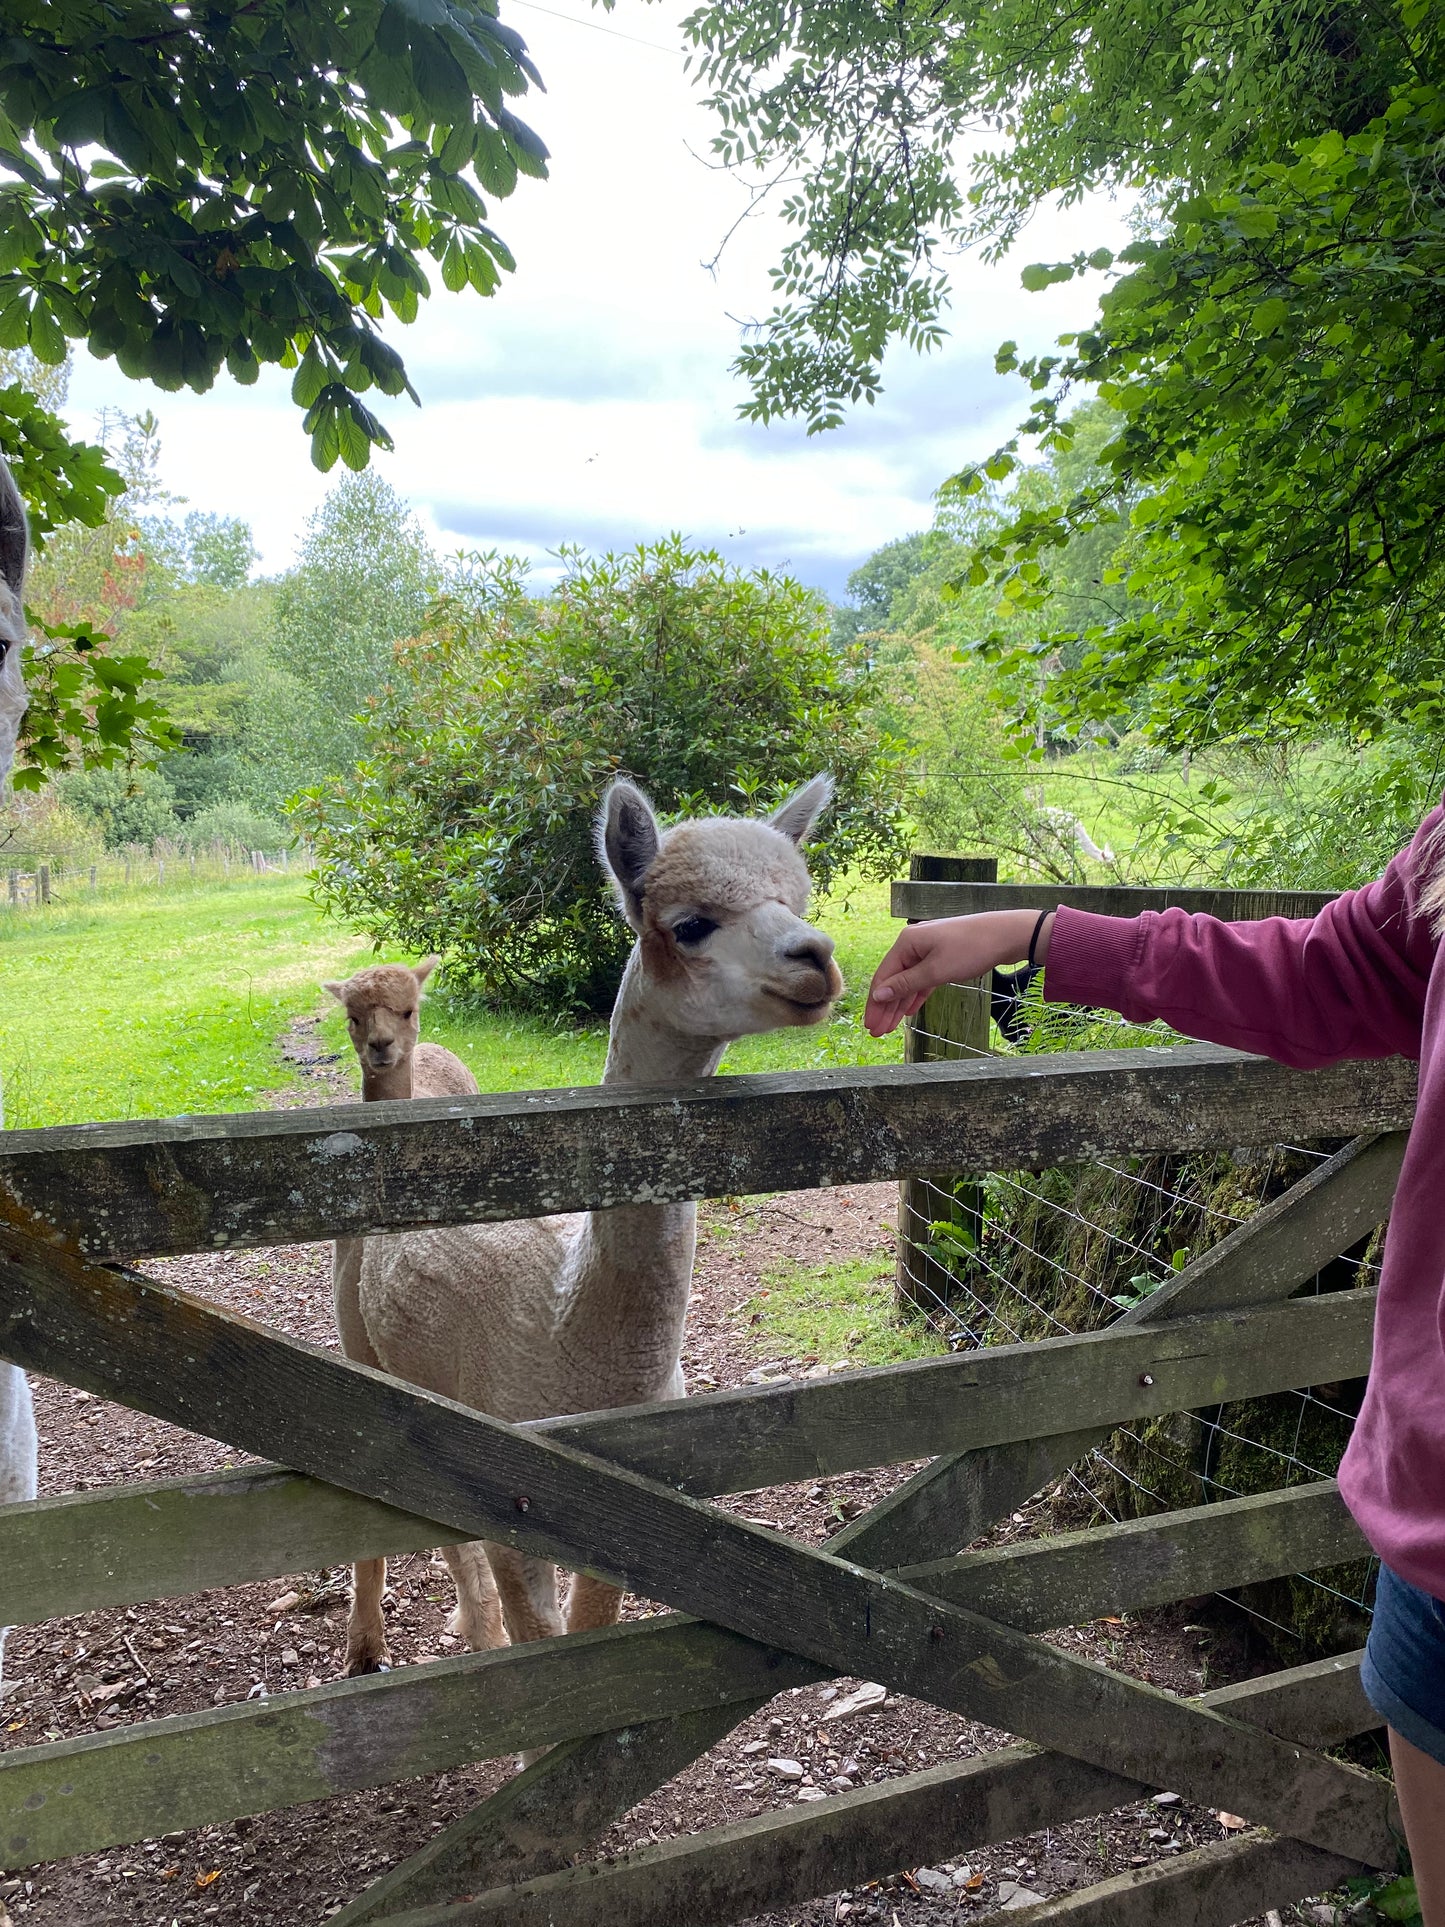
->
<box><xmin>56</xmin><ymin>764</ymin><xmax>179</xmax><ymax>848</ymax></box>
<box><xmin>297</xmin><ymin>540</ymin><xmax>908</xmax><ymax>1013</ymax></box>
<box><xmin>176</xmin><ymin>801</ymin><xmax>290</xmax><ymax>852</ymax></box>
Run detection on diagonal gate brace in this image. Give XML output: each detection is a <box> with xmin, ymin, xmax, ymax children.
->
<box><xmin>0</xmin><ymin>1219</ymin><xmax>1398</xmax><ymax>1874</ymax></box>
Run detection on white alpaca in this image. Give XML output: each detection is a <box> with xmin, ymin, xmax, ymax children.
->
<box><xmin>0</xmin><ymin>453</ymin><xmax>36</xmax><ymax>1695</ymax></box>
<box><xmin>328</xmin><ymin>776</ymin><xmax>842</xmax><ymax>1672</ymax></box>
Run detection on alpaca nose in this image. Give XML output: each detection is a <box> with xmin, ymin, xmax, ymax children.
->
<box><xmin>784</xmin><ymin>931</ymin><xmax>835</xmax><ymax>976</ymax></box>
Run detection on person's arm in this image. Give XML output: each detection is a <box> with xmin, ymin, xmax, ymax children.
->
<box><xmin>866</xmin><ymin>807</ymin><xmax>1442</xmax><ymax>1066</ymax></box>
<box><xmin>865</xmin><ymin>910</ymin><xmax>1054</xmax><ymax>1035</ymax></box>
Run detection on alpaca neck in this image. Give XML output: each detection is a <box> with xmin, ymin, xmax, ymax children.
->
<box><xmin>361</xmin><ymin>1056</ymin><xmax>414</xmax><ymax>1103</ymax></box>
<box><xmin>558</xmin><ymin>951</ymin><xmax>731</xmax><ymax>1387</ymax></box>
<box><xmin>600</xmin><ymin>952</ymin><xmax>730</xmax><ymax>1088</ymax></box>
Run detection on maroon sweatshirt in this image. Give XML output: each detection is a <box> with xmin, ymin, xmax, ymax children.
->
<box><xmin>1045</xmin><ymin>806</ymin><xmax>1442</xmax><ymax>1596</ymax></box>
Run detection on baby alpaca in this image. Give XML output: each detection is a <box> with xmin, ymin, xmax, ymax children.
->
<box><xmin>330</xmin><ymin>777</ymin><xmax>842</xmax><ymax>1676</ymax></box>
<box><xmin>323</xmin><ymin>958</ymin><xmax>505</xmax><ymax>1658</ymax></box>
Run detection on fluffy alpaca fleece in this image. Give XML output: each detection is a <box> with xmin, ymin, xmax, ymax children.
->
<box><xmin>0</xmin><ymin>454</ymin><xmax>36</xmax><ymax>1691</ymax></box>
<box><xmin>333</xmin><ymin>776</ymin><xmax>843</xmax><ymax>1675</ymax></box>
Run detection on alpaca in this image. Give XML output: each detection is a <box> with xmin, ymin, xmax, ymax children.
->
<box><xmin>0</xmin><ymin>453</ymin><xmax>36</xmax><ymax>1694</ymax></box>
<box><xmin>330</xmin><ymin>776</ymin><xmax>842</xmax><ymax>1674</ymax></box>
<box><xmin>321</xmin><ymin>955</ymin><xmax>501</xmax><ymax>1660</ymax></box>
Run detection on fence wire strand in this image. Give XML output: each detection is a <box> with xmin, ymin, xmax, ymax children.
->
<box><xmin>899</xmin><ymin>976</ymin><xmax>1380</xmax><ymax>1646</ymax></box>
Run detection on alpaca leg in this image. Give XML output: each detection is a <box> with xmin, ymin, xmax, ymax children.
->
<box><xmin>566</xmin><ymin>1572</ymin><xmax>625</xmax><ymax>1634</ymax></box>
<box><xmin>484</xmin><ymin>1542</ymin><xmax>564</xmax><ymax>1646</ymax></box>
<box><xmin>332</xmin><ymin>1238</ymin><xmax>381</xmax><ymax>1369</ymax></box>
<box><xmin>440</xmin><ymin>1541</ymin><xmax>506</xmax><ymax>1651</ymax></box>
<box><xmin>333</xmin><ymin>1242</ymin><xmax>394</xmax><ymax>1676</ymax></box>
<box><xmin>345</xmin><ymin>1557</ymin><xmax>391</xmax><ymax>1675</ymax></box>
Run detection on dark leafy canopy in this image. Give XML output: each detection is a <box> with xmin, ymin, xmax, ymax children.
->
<box><xmin>687</xmin><ymin>0</ymin><xmax>1416</xmax><ymax>430</ymax></box>
<box><xmin>299</xmin><ymin>539</ymin><xmax>908</xmax><ymax>1014</ymax></box>
<box><xmin>687</xmin><ymin>0</ymin><xmax>1445</xmax><ymax>746</ymax></box>
<box><xmin>955</xmin><ymin>47</ymin><xmax>1445</xmax><ymax>745</ymax></box>
<box><xmin>0</xmin><ymin>0</ymin><xmax>546</xmax><ymax>476</ymax></box>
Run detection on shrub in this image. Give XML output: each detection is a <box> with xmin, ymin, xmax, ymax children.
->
<box><xmin>176</xmin><ymin>801</ymin><xmax>290</xmax><ymax>853</ymax></box>
<box><xmin>297</xmin><ymin>540</ymin><xmax>908</xmax><ymax>1013</ymax></box>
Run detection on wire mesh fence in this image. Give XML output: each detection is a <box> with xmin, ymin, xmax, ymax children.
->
<box><xmin>897</xmin><ymin>878</ymin><xmax>1382</xmax><ymax>1658</ymax></box>
<box><xmin>0</xmin><ymin>841</ymin><xmax>305</xmax><ymax>908</ymax></box>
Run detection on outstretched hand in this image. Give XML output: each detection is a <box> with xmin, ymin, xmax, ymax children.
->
<box><xmin>864</xmin><ymin>910</ymin><xmax>1053</xmax><ymax>1037</ymax></box>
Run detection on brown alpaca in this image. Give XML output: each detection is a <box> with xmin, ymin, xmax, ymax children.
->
<box><xmin>322</xmin><ymin>957</ymin><xmax>507</xmax><ymax>1661</ymax></box>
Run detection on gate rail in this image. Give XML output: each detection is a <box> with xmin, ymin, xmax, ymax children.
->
<box><xmin>0</xmin><ymin>1046</ymin><xmax>1417</xmax><ymax>1927</ymax></box>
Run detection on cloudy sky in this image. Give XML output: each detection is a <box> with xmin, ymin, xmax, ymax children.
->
<box><xmin>63</xmin><ymin>0</ymin><xmax>1128</xmax><ymax>599</ymax></box>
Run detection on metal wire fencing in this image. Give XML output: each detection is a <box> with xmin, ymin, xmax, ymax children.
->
<box><xmin>0</xmin><ymin>841</ymin><xmax>304</xmax><ymax>909</ymax></box>
<box><xmin>898</xmin><ymin>946</ymin><xmax>1382</xmax><ymax>1657</ymax></box>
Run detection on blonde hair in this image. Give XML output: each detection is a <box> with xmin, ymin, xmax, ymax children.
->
<box><xmin>1416</xmin><ymin>815</ymin><xmax>1445</xmax><ymax>936</ymax></box>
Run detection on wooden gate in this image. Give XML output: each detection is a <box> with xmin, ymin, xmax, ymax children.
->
<box><xmin>0</xmin><ymin>1041</ymin><xmax>1419</xmax><ymax>1926</ymax></box>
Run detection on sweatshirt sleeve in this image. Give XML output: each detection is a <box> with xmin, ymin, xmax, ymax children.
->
<box><xmin>1044</xmin><ymin>806</ymin><xmax>1442</xmax><ymax>1068</ymax></box>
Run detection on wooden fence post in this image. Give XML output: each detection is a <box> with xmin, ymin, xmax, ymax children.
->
<box><xmin>897</xmin><ymin>854</ymin><xmax>998</xmax><ymax>1317</ymax></box>
<box><xmin>88</xmin><ymin>866</ymin><xmax>97</xmax><ymax>892</ymax></box>
<box><xmin>37</xmin><ymin>863</ymin><xmax>50</xmax><ymax>905</ymax></box>
<box><xmin>6</xmin><ymin>870</ymin><xmax>16</xmax><ymax>905</ymax></box>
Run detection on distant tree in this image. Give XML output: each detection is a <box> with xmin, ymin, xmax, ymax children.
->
<box><xmin>298</xmin><ymin>539</ymin><xmax>909</xmax><ymax>1013</ymax></box>
<box><xmin>245</xmin><ymin>470</ymin><xmax>436</xmax><ymax>811</ymax></box>
<box><xmin>138</xmin><ymin>512</ymin><xmax>259</xmax><ymax>592</ymax></box>
<box><xmin>16</xmin><ymin>400</ymin><xmax>176</xmax><ymax>789</ymax></box>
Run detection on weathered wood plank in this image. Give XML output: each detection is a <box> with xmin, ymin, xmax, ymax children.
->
<box><xmin>0</xmin><ymin>1428</ymin><xmax>1364</xmax><ymax>1643</ymax></box>
<box><xmin>343</xmin><ymin>1344</ymin><xmax>1052</xmax><ymax>1923</ymax></box>
<box><xmin>964</xmin><ymin>1832</ymin><xmax>1362</xmax><ymax>1927</ymax></box>
<box><xmin>0</xmin><ymin>1045</ymin><xmax>1415</xmax><ymax>1256</ymax></box>
<box><xmin>330</xmin><ymin>1484</ymin><xmax>1363</xmax><ymax>1922</ymax></box>
<box><xmin>892</xmin><ymin>882</ymin><xmax>1338</xmax><ymax>923</ymax></box>
<box><xmin>0</xmin><ymin>1227</ymin><xmax>1398</xmax><ymax>1869</ymax></box>
<box><xmin>322</xmin><ymin>1474</ymin><xmax>1359</xmax><ymax>1921</ymax></box>
<box><xmin>835</xmin><ymin>1130</ymin><xmax>1401</xmax><ymax>1570</ymax></box>
<box><xmin>0</xmin><ymin>1464</ymin><xmax>471</xmax><ymax>1627</ymax></box>
<box><xmin>535</xmin><ymin>1289</ymin><xmax>1376</xmax><ymax>1495</ymax></box>
<box><xmin>0</xmin><ymin>1476</ymin><xmax>1368</xmax><ymax>1867</ymax></box>
<box><xmin>0</xmin><ymin>1617</ymin><xmax>817</xmax><ymax>1868</ymax></box>
<box><xmin>0</xmin><ymin>1287</ymin><xmax>1376</xmax><ymax>1627</ymax></box>
<box><xmin>330</xmin><ymin>1703</ymin><xmax>758</xmax><ymax>1927</ymax></box>
<box><xmin>902</xmin><ymin>1482</ymin><xmax>1365</xmax><ymax>1633</ymax></box>
<box><xmin>355</xmin><ymin>1658</ymin><xmax>1378</xmax><ymax>1927</ymax></box>
<box><xmin>897</xmin><ymin>853</ymin><xmax>997</xmax><ymax>1314</ymax></box>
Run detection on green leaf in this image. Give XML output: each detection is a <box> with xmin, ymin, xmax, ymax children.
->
<box><xmin>1373</xmin><ymin>1876</ymin><xmax>1422</xmax><ymax>1923</ymax></box>
<box><xmin>291</xmin><ymin>348</ymin><xmax>329</xmax><ymax>408</ymax></box>
<box><xmin>27</xmin><ymin>304</ymin><xmax>66</xmax><ymax>364</ymax></box>
<box><xmin>1249</xmin><ymin>297</ymin><xmax>1289</xmax><ymax>335</ymax></box>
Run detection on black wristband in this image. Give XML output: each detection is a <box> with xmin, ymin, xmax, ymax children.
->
<box><xmin>1026</xmin><ymin>909</ymin><xmax>1050</xmax><ymax>973</ymax></box>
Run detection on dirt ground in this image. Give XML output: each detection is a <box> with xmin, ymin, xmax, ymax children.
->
<box><xmin>0</xmin><ymin>1046</ymin><xmax>1355</xmax><ymax>1926</ymax></box>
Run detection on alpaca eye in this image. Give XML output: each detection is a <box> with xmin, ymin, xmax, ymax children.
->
<box><xmin>672</xmin><ymin>916</ymin><xmax>717</xmax><ymax>946</ymax></box>
<box><xmin>402</xmin><ymin>1009</ymin><xmax>414</xmax><ymax>1020</ymax></box>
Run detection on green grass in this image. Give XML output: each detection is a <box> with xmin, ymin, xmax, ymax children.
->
<box><xmin>0</xmin><ymin>876</ymin><xmax>373</xmax><ymax>1129</ymax></box>
<box><xmin>1</xmin><ymin>871</ymin><xmax>905</xmax><ymax>1128</ymax></box>
<box><xmin>745</xmin><ymin>1251</ymin><xmax>946</xmax><ymax>1368</ymax></box>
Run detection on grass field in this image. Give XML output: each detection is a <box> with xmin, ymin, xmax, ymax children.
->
<box><xmin>0</xmin><ymin>870</ymin><xmax>906</xmax><ymax>1130</ymax></box>
<box><xmin>0</xmin><ymin>877</ymin><xmax>375</xmax><ymax>1130</ymax></box>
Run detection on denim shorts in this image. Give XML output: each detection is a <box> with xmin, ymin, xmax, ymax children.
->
<box><xmin>1362</xmin><ymin>1562</ymin><xmax>1445</xmax><ymax>1767</ymax></box>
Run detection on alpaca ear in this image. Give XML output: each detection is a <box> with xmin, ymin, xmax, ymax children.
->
<box><xmin>0</xmin><ymin>456</ymin><xmax>27</xmax><ymax>602</ymax></box>
<box><xmin>412</xmin><ymin>956</ymin><xmax>440</xmax><ymax>991</ymax></box>
<box><xmin>768</xmin><ymin>774</ymin><xmax>834</xmax><ymax>847</ymax></box>
<box><xmin>599</xmin><ymin>778</ymin><xmax>661</xmax><ymax>926</ymax></box>
<box><xmin>322</xmin><ymin>979</ymin><xmax>349</xmax><ymax>1003</ymax></box>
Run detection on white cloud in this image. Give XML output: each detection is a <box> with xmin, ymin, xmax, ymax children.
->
<box><xmin>62</xmin><ymin>0</ymin><xmax>1127</xmax><ymax>597</ymax></box>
